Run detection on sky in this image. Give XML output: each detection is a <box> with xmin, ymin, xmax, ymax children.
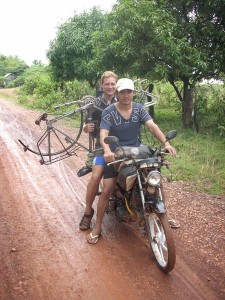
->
<box><xmin>0</xmin><ymin>0</ymin><xmax>117</xmax><ymax>66</ymax></box>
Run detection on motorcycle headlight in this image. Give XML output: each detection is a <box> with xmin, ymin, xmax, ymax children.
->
<box><xmin>147</xmin><ymin>171</ymin><xmax>161</xmax><ymax>186</ymax></box>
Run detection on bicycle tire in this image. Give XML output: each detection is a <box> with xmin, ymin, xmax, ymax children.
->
<box><xmin>36</xmin><ymin>104</ymin><xmax>84</xmax><ymax>157</ymax></box>
<box><xmin>18</xmin><ymin>96</ymin><xmax>97</xmax><ymax>163</ymax></box>
<box><xmin>18</xmin><ymin>101</ymin><xmax>85</xmax><ymax>160</ymax></box>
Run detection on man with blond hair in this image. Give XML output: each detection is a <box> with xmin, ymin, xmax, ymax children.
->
<box><xmin>79</xmin><ymin>71</ymin><xmax>118</xmax><ymax>230</ymax></box>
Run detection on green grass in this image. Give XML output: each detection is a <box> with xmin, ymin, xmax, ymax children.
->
<box><xmin>142</xmin><ymin>108</ymin><xmax>225</xmax><ymax>196</ymax></box>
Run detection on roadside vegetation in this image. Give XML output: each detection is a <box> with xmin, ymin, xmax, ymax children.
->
<box><xmin>1</xmin><ymin>80</ymin><xmax>224</xmax><ymax>196</ymax></box>
<box><xmin>0</xmin><ymin>0</ymin><xmax>224</xmax><ymax>195</ymax></box>
<box><xmin>139</xmin><ymin>82</ymin><xmax>225</xmax><ymax>196</ymax></box>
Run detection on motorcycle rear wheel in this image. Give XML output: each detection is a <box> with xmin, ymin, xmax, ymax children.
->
<box><xmin>145</xmin><ymin>211</ymin><xmax>176</xmax><ymax>273</ymax></box>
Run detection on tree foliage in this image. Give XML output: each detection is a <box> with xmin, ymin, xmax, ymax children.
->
<box><xmin>17</xmin><ymin>64</ymin><xmax>94</xmax><ymax>110</ymax></box>
<box><xmin>156</xmin><ymin>0</ymin><xmax>225</xmax><ymax>79</ymax></box>
<box><xmin>0</xmin><ymin>54</ymin><xmax>28</xmax><ymax>76</ymax></box>
<box><xmin>18</xmin><ymin>65</ymin><xmax>53</xmax><ymax>95</ymax></box>
<box><xmin>93</xmin><ymin>0</ymin><xmax>225</xmax><ymax>128</ymax></box>
<box><xmin>47</xmin><ymin>7</ymin><xmax>106</xmax><ymax>87</ymax></box>
<box><xmin>46</xmin><ymin>0</ymin><xmax>224</xmax><ymax>130</ymax></box>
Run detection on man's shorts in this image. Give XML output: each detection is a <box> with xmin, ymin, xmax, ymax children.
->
<box><xmin>92</xmin><ymin>156</ymin><xmax>118</xmax><ymax>179</ymax></box>
<box><xmin>92</xmin><ymin>155</ymin><xmax>106</xmax><ymax>166</ymax></box>
<box><xmin>103</xmin><ymin>164</ymin><xmax>118</xmax><ymax>179</ymax></box>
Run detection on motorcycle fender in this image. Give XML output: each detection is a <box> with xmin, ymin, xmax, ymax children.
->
<box><xmin>148</xmin><ymin>200</ymin><xmax>166</xmax><ymax>214</ymax></box>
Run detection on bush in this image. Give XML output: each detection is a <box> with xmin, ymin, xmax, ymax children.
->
<box><xmin>0</xmin><ymin>76</ymin><xmax>6</xmax><ymax>87</ymax></box>
<box><xmin>18</xmin><ymin>73</ymin><xmax>94</xmax><ymax>110</ymax></box>
<box><xmin>196</xmin><ymin>83</ymin><xmax>225</xmax><ymax>136</ymax></box>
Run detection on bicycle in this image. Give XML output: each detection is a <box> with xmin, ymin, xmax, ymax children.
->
<box><xmin>18</xmin><ymin>82</ymin><xmax>158</xmax><ymax>165</ymax></box>
<box><xmin>18</xmin><ymin>96</ymin><xmax>102</xmax><ymax>165</ymax></box>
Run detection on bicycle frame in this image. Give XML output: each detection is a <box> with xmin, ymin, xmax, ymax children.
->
<box><xmin>18</xmin><ymin>96</ymin><xmax>101</xmax><ymax>165</ymax></box>
<box><xmin>18</xmin><ymin>83</ymin><xmax>159</xmax><ymax>165</ymax></box>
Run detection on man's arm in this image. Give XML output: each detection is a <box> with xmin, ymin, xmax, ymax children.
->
<box><xmin>100</xmin><ymin>128</ymin><xmax>116</xmax><ymax>163</ymax></box>
<box><xmin>145</xmin><ymin>119</ymin><xmax>177</xmax><ymax>156</ymax></box>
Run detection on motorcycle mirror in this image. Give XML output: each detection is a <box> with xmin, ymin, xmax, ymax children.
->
<box><xmin>104</xmin><ymin>136</ymin><xmax>119</xmax><ymax>145</ymax></box>
<box><xmin>165</xmin><ymin>130</ymin><xmax>177</xmax><ymax>141</ymax></box>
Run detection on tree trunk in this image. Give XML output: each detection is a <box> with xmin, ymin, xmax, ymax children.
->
<box><xmin>192</xmin><ymin>88</ymin><xmax>199</xmax><ymax>132</ymax></box>
<box><xmin>168</xmin><ymin>77</ymin><xmax>198</xmax><ymax>130</ymax></box>
<box><xmin>182</xmin><ymin>81</ymin><xmax>193</xmax><ymax>128</ymax></box>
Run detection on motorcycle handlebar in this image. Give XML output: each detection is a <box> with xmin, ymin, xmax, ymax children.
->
<box><xmin>93</xmin><ymin>146</ymin><xmax>176</xmax><ymax>167</ymax></box>
<box><xmin>107</xmin><ymin>159</ymin><xmax>125</xmax><ymax>166</ymax></box>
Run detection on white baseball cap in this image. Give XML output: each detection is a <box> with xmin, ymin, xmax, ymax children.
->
<box><xmin>116</xmin><ymin>78</ymin><xmax>134</xmax><ymax>92</ymax></box>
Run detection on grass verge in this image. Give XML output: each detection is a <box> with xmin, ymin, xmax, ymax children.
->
<box><xmin>142</xmin><ymin>108</ymin><xmax>225</xmax><ymax>196</ymax></box>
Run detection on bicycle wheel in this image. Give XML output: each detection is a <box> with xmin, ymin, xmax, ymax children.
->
<box><xmin>145</xmin><ymin>210</ymin><xmax>176</xmax><ymax>273</ymax></box>
<box><xmin>36</xmin><ymin>105</ymin><xmax>84</xmax><ymax>157</ymax></box>
<box><xmin>18</xmin><ymin>96</ymin><xmax>96</xmax><ymax>164</ymax></box>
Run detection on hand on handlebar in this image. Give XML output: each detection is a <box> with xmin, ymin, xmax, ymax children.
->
<box><xmin>164</xmin><ymin>144</ymin><xmax>177</xmax><ymax>156</ymax></box>
<box><xmin>104</xmin><ymin>150</ymin><xmax>116</xmax><ymax>163</ymax></box>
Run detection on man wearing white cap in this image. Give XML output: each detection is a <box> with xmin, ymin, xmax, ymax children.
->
<box><xmin>87</xmin><ymin>78</ymin><xmax>177</xmax><ymax>244</ymax></box>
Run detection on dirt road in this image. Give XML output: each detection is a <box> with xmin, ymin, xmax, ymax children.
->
<box><xmin>0</xmin><ymin>94</ymin><xmax>225</xmax><ymax>300</ymax></box>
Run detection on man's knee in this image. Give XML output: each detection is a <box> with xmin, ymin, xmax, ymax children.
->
<box><xmin>89</xmin><ymin>173</ymin><xmax>102</xmax><ymax>186</ymax></box>
<box><xmin>101</xmin><ymin>179</ymin><xmax>117</xmax><ymax>197</ymax></box>
<box><xmin>101</xmin><ymin>187</ymin><xmax>112</xmax><ymax>198</ymax></box>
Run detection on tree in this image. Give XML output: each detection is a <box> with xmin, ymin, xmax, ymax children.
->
<box><xmin>17</xmin><ymin>64</ymin><xmax>52</xmax><ymax>95</ymax></box>
<box><xmin>0</xmin><ymin>54</ymin><xmax>28</xmax><ymax>77</ymax></box>
<box><xmin>157</xmin><ymin>0</ymin><xmax>225</xmax><ymax>128</ymax></box>
<box><xmin>93</xmin><ymin>0</ymin><xmax>225</xmax><ymax>128</ymax></box>
<box><xmin>47</xmin><ymin>7</ymin><xmax>106</xmax><ymax>87</ymax></box>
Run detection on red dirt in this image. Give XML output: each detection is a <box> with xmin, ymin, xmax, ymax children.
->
<box><xmin>0</xmin><ymin>91</ymin><xmax>225</xmax><ymax>300</ymax></box>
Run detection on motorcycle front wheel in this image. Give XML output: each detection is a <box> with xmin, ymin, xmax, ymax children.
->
<box><xmin>145</xmin><ymin>211</ymin><xmax>176</xmax><ymax>273</ymax></box>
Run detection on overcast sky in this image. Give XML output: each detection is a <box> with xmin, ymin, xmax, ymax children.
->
<box><xmin>0</xmin><ymin>0</ymin><xmax>117</xmax><ymax>65</ymax></box>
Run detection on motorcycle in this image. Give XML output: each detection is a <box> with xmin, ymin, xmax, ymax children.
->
<box><xmin>103</xmin><ymin>130</ymin><xmax>177</xmax><ymax>273</ymax></box>
<box><xmin>17</xmin><ymin>87</ymin><xmax>176</xmax><ymax>272</ymax></box>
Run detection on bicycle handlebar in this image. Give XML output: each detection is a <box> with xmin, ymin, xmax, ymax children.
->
<box><xmin>35</xmin><ymin>113</ymin><xmax>48</xmax><ymax>125</ymax></box>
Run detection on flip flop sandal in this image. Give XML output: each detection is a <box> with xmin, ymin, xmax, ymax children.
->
<box><xmin>87</xmin><ymin>232</ymin><xmax>101</xmax><ymax>244</ymax></box>
<box><xmin>168</xmin><ymin>219</ymin><xmax>180</xmax><ymax>229</ymax></box>
<box><xmin>79</xmin><ymin>208</ymin><xmax>94</xmax><ymax>231</ymax></box>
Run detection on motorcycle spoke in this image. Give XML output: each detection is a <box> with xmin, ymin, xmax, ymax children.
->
<box><xmin>152</xmin><ymin>221</ymin><xmax>168</xmax><ymax>264</ymax></box>
<box><xmin>146</xmin><ymin>212</ymin><xmax>176</xmax><ymax>273</ymax></box>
